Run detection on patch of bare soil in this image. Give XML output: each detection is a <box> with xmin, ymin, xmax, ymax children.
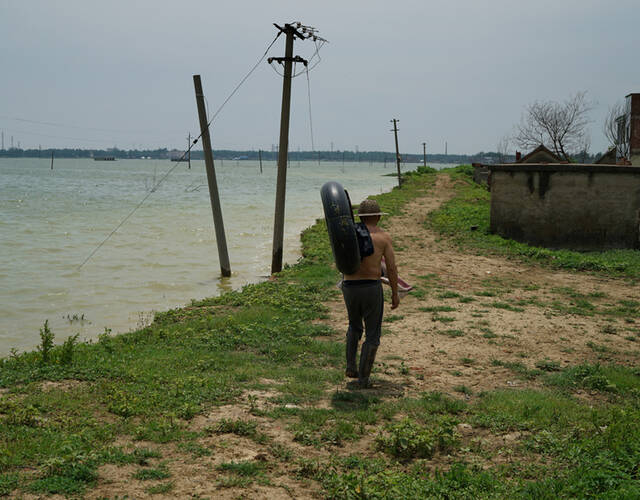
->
<box><xmin>39</xmin><ymin>380</ymin><xmax>84</xmax><ymax>392</ymax></box>
<box><xmin>325</xmin><ymin>174</ymin><xmax>640</xmax><ymax>397</ymax></box>
<box><xmin>82</xmin><ymin>175</ymin><xmax>639</xmax><ymax>498</ymax></box>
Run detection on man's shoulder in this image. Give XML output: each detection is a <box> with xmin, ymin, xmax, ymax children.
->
<box><xmin>371</xmin><ymin>228</ymin><xmax>392</xmax><ymax>245</ymax></box>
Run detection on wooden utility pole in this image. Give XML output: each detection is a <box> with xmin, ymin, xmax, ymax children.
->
<box><xmin>258</xmin><ymin>149</ymin><xmax>263</xmax><ymax>174</ymax></box>
<box><xmin>422</xmin><ymin>142</ymin><xmax>427</xmax><ymax>167</ymax></box>
<box><xmin>269</xmin><ymin>22</ymin><xmax>324</xmax><ymax>274</ymax></box>
<box><xmin>193</xmin><ymin>74</ymin><xmax>231</xmax><ymax>277</ymax></box>
<box><xmin>391</xmin><ymin>119</ymin><xmax>402</xmax><ymax>187</ymax></box>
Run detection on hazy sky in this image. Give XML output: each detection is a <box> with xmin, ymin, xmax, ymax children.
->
<box><xmin>1</xmin><ymin>0</ymin><xmax>638</xmax><ymax>155</ymax></box>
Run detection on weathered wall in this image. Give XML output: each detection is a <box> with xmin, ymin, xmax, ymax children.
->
<box><xmin>489</xmin><ymin>164</ymin><xmax>640</xmax><ymax>250</ymax></box>
<box><xmin>472</xmin><ymin>163</ymin><xmax>489</xmax><ymax>185</ymax></box>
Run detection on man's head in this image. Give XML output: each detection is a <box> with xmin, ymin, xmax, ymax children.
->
<box><xmin>357</xmin><ymin>199</ymin><xmax>386</xmax><ymax>224</ymax></box>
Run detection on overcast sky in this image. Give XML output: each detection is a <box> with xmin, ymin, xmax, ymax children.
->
<box><xmin>1</xmin><ymin>0</ymin><xmax>638</xmax><ymax>155</ymax></box>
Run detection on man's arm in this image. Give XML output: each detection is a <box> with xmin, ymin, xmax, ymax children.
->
<box><xmin>383</xmin><ymin>235</ymin><xmax>400</xmax><ymax>309</ymax></box>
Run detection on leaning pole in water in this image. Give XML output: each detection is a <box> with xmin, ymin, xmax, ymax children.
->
<box><xmin>193</xmin><ymin>74</ymin><xmax>231</xmax><ymax>277</ymax></box>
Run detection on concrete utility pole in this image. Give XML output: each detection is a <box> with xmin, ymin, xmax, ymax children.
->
<box><xmin>423</xmin><ymin>142</ymin><xmax>427</xmax><ymax>167</ymax></box>
<box><xmin>269</xmin><ymin>22</ymin><xmax>326</xmax><ymax>274</ymax></box>
<box><xmin>193</xmin><ymin>74</ymin><xmax>231</xmax><ymax>277</ymax></box>
<box><xmin>391</xmin><ymin>119</ymin><xmax>402</xmax><ymax>187</ymax></box>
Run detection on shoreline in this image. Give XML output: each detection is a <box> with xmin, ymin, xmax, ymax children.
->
<box><xmin>0</xmin><ymin>159</ymin><xmax>401</xmax><ymax>356</ymax></box>
<box><xmin>2</xmin><ymin>168</ymin><xmax>640</xmax><ymax>498</ymax></box>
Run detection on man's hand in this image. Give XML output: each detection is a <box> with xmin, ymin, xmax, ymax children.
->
<box><xmin>391</xmin><ymin>292</ymin><xmax>400</xmax><ymax>310</ymax></box>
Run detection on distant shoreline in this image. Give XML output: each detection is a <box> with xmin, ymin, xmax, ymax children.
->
<box><xmin>0</xmin><ymin>149</ymin><xmax>523</xmax><ymax>165</ymax></box>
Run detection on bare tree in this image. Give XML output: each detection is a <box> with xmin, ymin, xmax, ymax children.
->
<box><xmin>604</xmin><ymin>101</ymin><xmax>629</xmax><ymax>159</ymax></box>
<box><xmin>496</xmin><ymin>134</ymin><xmax>511</xmax><ymax>163</ymax></box>
<box><xmin>515</xmin><ymin>91</ymin><xmax>593</xmax><ymax>161</ymax></box>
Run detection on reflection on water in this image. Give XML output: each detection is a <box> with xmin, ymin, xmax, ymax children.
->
<box><xmin>1</xmin><ymin>158</ymin><xmax>446</xmax><ymax>355</ymax></box>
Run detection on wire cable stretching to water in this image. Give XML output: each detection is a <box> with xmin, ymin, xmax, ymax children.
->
<box><xmin>306</xmin><ymin>66</ymin><xmax>315</xmax><ymax>152</ymax></box>
<box><xmin>77</xmin><ymin>33</ymin><xmax>282</xmax><ymax>270</ymax></box>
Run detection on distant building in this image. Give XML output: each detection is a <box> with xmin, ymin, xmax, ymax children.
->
<box><xmin>515</xmin><ymin>144</ymin><xmax>564</xmax><ymax>164</ymax></box>
<box><xmin>594</xmin><ymin>147</ymin><xmax>617</xmax><ymax>165</ymax></box>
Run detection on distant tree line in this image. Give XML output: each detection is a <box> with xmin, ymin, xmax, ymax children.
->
<box><xmin>0</xmin><ymin>147</ymin><xmax>600</xmax><ymax>164</ymax></box>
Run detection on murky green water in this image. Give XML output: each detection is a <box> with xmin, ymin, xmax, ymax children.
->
<box><xmin>1</xmin><ymin>158</ymin><xmax>428</xmax><ymax>355</ymax></box>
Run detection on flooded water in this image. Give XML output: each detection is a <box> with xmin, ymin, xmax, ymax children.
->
<box><xmin>0</xmin><ymin>158</ymin><xmax>445</xmax><ymax>355</ymax></box>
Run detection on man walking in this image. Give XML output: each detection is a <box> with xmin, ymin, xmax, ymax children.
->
<box><xmin>342</xmin><ymin>199</ymin><xmax>399</xmax><ymax>388</ymax></box>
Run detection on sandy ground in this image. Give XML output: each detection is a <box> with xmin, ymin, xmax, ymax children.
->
<box><xmin>31</xmin><ymin>175</ymin><xmax>640</xmax><ymax>499</ymax></box>
<box><xmin>323</xmin><ymin>174</ymin><xmax>639</xmax><ymax>399</ymax></box>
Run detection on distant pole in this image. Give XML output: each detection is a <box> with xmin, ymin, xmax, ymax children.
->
<box><xmin>342</xmin><ymin>151</ymin><xmax>345</xmax><ymax>165</ymax></box>
<box><xmin>422</xmin><ymin>142</ymin><xmax>427</xmax><ymax>167</ymax></box>
<box><xmin>193</xmin><ymin>74</ymin><xmax>231</xmax><ymax>277</ymax></box>
<box><xmin>270</xmin><ymin>24</ymin><xmax>300</xmax><ymax>274</ymax></box>
<box><xmin>445</xmin><ymin>141</ymin><xmax>448</xmax><ymax>156</ymax></box>
<box><xmin>50</xmin><ymin>150</ymin><xmax>54</xmax><ymax>170</ymax></box>
<box><xmin>258</xmin><ymin>149</ymin><xmax>263</xmax><ymax>174</ymax></box>
<box><xmin>187</xmin><ymin>133</ymin><xmax>191</xmax><ymax>169</ymax></box>
<box><xmin>391</xmin><ymin>119</ymin><xmax>402</xmax><ymax>187</ymax></box>
<box><xmin>317</xmin><ymin>151</ymin><xmax>320</xmax><ymax>166</ymax></box>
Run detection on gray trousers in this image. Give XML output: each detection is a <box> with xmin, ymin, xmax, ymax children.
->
<box><xmin>342</xmin><ymin>280</ymin><xmax>384</xmax><ymax>348</ymax></box>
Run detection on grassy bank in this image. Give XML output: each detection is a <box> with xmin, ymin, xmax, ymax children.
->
<box><xmin>429</xmin><ymin>165</ymin><xmax>640</xmax><ymax>280</ymax></box>
<box><xmin>1</xmin><ymin>169</ymin><xmax>640</xmax><ymax>498</ymax></box>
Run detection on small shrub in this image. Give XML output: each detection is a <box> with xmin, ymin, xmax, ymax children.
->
<box><xmin>375</xmin><ymin>418</ymin><xmax>457</xmax><ymax>460</ymax></box>
<box><xmin>3</xmin><ymin>404</ymin><xmax>40</xmax><ymax>427</ymax></box>
<box><xmin>38</xmin><ymin>320</ymin><xmax>55</xmax><ymax>364</ymax></box>
<box><xmin>60</xmin><ymin>334</ymin><xmax>79</xmax><ymax>365</ymax></box>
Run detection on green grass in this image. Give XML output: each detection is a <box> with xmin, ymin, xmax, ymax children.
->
<box><xmin>2</xmin><ymin>167</ymin><xmax>640</xmax><ymax>498</ymax></box>
<box><xmin>418</xmin><ymin>305</ymin><xmax>456</xmax><ymax>313</ymax></box>
<box><xmin>439</xmin><ymin>329</ymin><xmax>465</xmax><ymax>338</ymax></box>
<box><xmin>428</xmin><ymin>166</ymin><xmax>640</xmax><ymax>278</ymax></box>
<box><xmin>133</xmin><ymin>464</ymin><xmax>171</xmax><ymax>481</ymax></box>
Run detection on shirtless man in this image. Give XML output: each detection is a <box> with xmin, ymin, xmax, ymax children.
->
<box><xmin>342</xmin><ymin>199</ymin><xmax>399</xmax><ymax>388</ymax></box>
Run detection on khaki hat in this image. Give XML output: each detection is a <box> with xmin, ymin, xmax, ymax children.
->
<box><xmin>356</xmin><ymin>199</ymin><xmax>388</xmax><ymax>217</ymax></box>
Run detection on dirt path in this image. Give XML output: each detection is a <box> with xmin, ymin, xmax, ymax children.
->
<box><xmin>82</xmin><ymin>174</ymin><xmax>639</xmax><ymax>499</ymax></box>
<box><xmin>324</xmin><ymin>174</ymin><xmax>640</xmax><ymax>397</ymax></box>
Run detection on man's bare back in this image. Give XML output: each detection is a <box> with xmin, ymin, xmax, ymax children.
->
<box><xmin>344</xmin><ymin>223</ymin><xmax>400</xmax><ymax>309</ymax></box>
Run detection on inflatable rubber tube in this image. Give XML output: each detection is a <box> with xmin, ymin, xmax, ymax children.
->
<box><xmin>320</xmin><ymin>181</ymin><xmax>361</xmax><ymax>275</ymax></box>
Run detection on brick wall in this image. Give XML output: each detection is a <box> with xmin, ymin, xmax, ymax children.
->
<box><xmin>489</xmin><ymin>164</ymin><xmax>640</xmax><ymax>250</ymax></box>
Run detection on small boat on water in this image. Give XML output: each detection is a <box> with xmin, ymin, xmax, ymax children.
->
<box><xmin>94</xmin><ymin>157</ymin><xmax>116</xmax><ymax>161</ymax></box>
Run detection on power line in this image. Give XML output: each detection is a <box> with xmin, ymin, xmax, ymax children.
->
<box><xmin>77</xmin><ymin>33</ymin><xmax>282</xmax><ymax>270</ymax></box>
<box><xmin>306</xmin><ymin>66</ymin><xmax>315</xmax><ymax>151</ymax></box>
<box><xmin>0</xmin><ymin>115</ymin><xmax>161</xmax><ymax>135</ymax></box>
